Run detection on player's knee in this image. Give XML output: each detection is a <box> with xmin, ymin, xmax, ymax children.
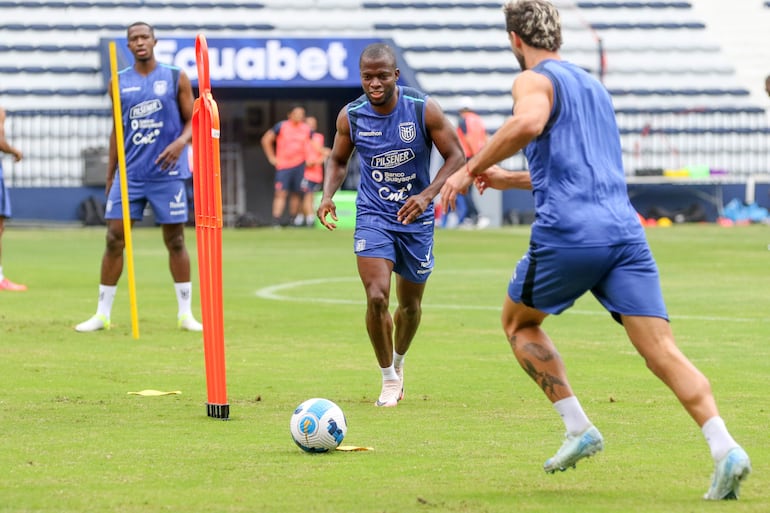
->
<box><xmin>366</xmin><ymin>292</ymin><xmax>389</xmax><ymax>313</ymax></box>
<box><xmin>164</xmin><ymin>231</ymin><xmax>186</xmax><ymax>253</ymax></box>
<box><xmin>105</xmin><ymin>230</ymin><xmax>125</xmax><ymax>254</ymax></box>
<box><xmin>398</xmin><ymin>301</ymin><xmax>422</xmax><ymax>320</ymax></box>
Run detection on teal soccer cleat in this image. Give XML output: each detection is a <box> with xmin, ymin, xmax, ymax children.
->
<box><xmin>544</xmin><ymin>425</ymin><xmax>604</xmax><ymax>473</ymax></box>
<box><xmin>704</xmin><ymin>447</ymin><xmax>751</xmax><ymax>500</ymax></box>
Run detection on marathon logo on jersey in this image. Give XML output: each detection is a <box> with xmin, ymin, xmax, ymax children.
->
<box><xmin>153</xmin><ymin>80</ymin><xmax>169</xmax><ymax>96</ymax></box>
<box><xmin>399</xmin><ymin>122</ymin><xmax>416</xmax><ymax>143</ymax></box>
<box><xmin>130</xmin><ymin>99</ymin><xmax>163</xmax><ymax>119</ymax></box>
<box><xmin>370</xmin><ymin>149</ymin><xmax>415</xmax><ymax>169</ymax></box>
<box><xmin>358</xmin><ymin>130</ymin><xmax>382</xmax><ymax>137</ymax></box>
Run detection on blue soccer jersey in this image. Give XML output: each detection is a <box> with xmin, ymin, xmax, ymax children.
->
<box><xmin>347</xmin><ymin>86</ymin><xmax>434</xmax><ymax>231</ymax></box>
<box><xmin>116</xmin><ymin>63</ymin><xmax>190</xmax><ymax>182</ymax></box>
<box><xmin>525</xmin><ymin>60</ymin><xmax>645</xmax><ymax>247</ymax></box>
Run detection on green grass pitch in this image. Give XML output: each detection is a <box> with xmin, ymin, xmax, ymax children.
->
<box><xmin>1</xmin><ymin>224</ymin><xmax>768</xmax><ymax>512</ymax></box>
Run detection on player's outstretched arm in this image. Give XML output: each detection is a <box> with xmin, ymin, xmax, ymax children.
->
<box><xmin>468</xmin><ymin>70</ymin><xmax>552</xmax><ymax>175</ymax></box>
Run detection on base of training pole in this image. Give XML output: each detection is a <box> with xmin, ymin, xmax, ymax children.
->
<box><xmin>207</xmin><ymin>403</ymin><xmax>230</xmax><ymax>419</ymax></box>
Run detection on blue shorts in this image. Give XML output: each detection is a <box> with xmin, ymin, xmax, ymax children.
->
<box><xmin>354</xmin><ymin>224</ymin><xmax>434</xmax><ymax>283</ymax></box>
<box><xmin>275</xmin><ymin>164</ymin><xmax>305</xmax><ymax>193</ymax></box>
<box><xmin>301</xmin><ymin>178</ymin><xmax>322</xmax><ymax>194</ymax></box>
<box><xmin>508</xmin><ymin>242</ymin><xmax>668</xmax><ymax>323</ymax></box>
<box><xmin>0</xmin><ymin>176</ymin><xmax>11</xmax><ymax>218</ymax></box>
<box><xmin>105</xmin><ymin>179</ymin><xmax>189</xmax><ymax>224</ymax></box>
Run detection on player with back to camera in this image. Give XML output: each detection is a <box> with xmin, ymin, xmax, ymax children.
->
<box><xmin>76</xmin><ymin>21</ymin><xmax>203</xmax><ymax>333</ymax></box>
<box><xmin>317</xmin><ymin>43</ymin><xmax>465</xmax><ymax>407</ymax></box>
<box><xmin>0</xmin><ymin>106</ymin><xmax>26</xmax><ymax>291</ymax></box>
<box><xmin>439</xmin><ymin>0</ymin><xmax>750</xmax><ymax>500</ymax></box>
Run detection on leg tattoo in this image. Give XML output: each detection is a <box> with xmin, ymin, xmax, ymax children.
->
<box><xmin>512</xmin><ymin>336</ymin><xmax>565</xmax><ymax>397</ymax></box>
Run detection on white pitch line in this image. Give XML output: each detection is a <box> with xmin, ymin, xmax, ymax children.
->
<box><xmin>255</xmin><ymin>277</ymin><xmax>767</xmax><ymax>323</ymax></box>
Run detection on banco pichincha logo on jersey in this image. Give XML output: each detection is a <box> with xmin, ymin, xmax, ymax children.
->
<box><xmin>129</xmin><ymin>99</ymin><xmax>164</xmax><ymax>146</ymax></box>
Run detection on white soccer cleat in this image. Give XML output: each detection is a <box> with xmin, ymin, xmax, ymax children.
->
<box><xmin>75</xmin><ymin>314</ymin><xmax>110</xmax><ymax>332</ymax></box>
<box><xmin>544</xmin><ymin>425</ymin><xmax>604</xmax><ymax>473</ymax></box>
<box><xmin>178</xmin><ymin>313</ymin><xmax>203</xmax><ymax>332</ymax></box>
<box><xmin>395</xmin><ymin>366</ymin><xmax>405</xmax><ymax>401</ymax></box>
<box><xmin>704</xmin><ymin>447</ymin><xmax>751</xmax><ymax>500</ymax></box>
<box><xmin>375</xmin><ymin>379</ymin><xmax>402</xmax><ymax>407</ymax></box>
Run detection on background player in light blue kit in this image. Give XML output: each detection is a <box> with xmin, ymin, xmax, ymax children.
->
<box><xmin>76</xmin><ymin>22</ymin><xmax>202</xmax><ymax>333</ymax></box>
<box><xmin>440</xmin><ymin>0</ymin><xmax>750</xmax><ymax>500</ymax></box>
<box><xmin>317</xmin><ymin>43</ymin><xmax>464</xmax><ymax>407</ymax></box>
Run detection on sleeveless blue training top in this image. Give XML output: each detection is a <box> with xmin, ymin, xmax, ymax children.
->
<box><xmin>116</xmin><ymin>63</ymin><xmax>190</xmax><ymax>182</ymax></box>
<box><xmin>524</xmin><ymin>59</ymin><xmax>645</xmax><ymax>247</ymax></box>
<box><xmin>347</xmin><ymin>86</ymin><xmax>433</xmax><ymax>231</ymax></box>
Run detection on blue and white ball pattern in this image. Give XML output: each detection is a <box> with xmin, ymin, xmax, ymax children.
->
<box><xmin>290</xmin><ymin>398</ymin><xmax>347</xmax><ymax>453</ymax></box>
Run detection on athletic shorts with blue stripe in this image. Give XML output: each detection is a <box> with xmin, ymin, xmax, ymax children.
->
<box><xmin>508</xmin><ymin>242</ymin><xmax>669</xmax><ymax>324</ymax></box>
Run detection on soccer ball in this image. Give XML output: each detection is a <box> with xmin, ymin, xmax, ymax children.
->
<box><xmin>290</xmin><ymin>398</ymin><xmax>347</xmax><ymax>453</ymax></box>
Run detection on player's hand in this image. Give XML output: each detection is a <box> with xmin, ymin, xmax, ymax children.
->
<box><xmin>475</xmin><ymin>165</ymin><xmax>511</xmax><ymax>194</ymax></box>
<box><xmin>397</xmin><ymin>194</ymin><xmax>430</xmax><ymax>225</ymax></box>
<box><xmin>11</xmin><ymin>149</ymin><xmax>22</xmax><ymax>162</ymax></box>
<box><xmin>155</xmin><ymin>140</ymin><xmax>185</xmax><ymax>171</ymax></box>
<box><xmin>439</xmin><ymin>171</ymin><xmax>473</xmax><ymax>213</ymax></box>
<box><xmin>316</xmin><ymin>199</ymin><xmax>338</xmax><ymax>231</ymax></box>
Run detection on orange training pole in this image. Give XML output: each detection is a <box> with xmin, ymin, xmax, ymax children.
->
<box><xmin>192</xmin><ymin>34</ymin><xmax>228</xmax><ymax>419</ymax></box>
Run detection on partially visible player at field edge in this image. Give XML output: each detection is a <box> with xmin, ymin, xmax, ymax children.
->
<box><xmin>317</xmin><ymin>43</ymin><xmax>465</xmax><ymax>407</ymax></box>
<box><xmin>76</xmin><ymin>21</ymin><xmax>202</xmax><ymax>332</ymax></box>
<box><xmin>0</xmin><ymin>106</ymin><xmax>27</xmax><ymax>291</ymax></box>
<box><xmin>439</xmin><ymin>0</ymin><xmax>750</xmax><ymax>500</ymax></box>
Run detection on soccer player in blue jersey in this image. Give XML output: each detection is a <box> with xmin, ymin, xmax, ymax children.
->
<box><xmin>76</xmin><ymin>22</ymin><xmax>202</xmax><ymax>332</ymax></box>
<box><xmin>440</xmin><ymin>0</ymin><xmax>750</xmax><ymax>500</ymax></box>
<box><xmin>317</xmin><ymin>43</ymin><xmax>465</xmax><ymax>407</ymax></box>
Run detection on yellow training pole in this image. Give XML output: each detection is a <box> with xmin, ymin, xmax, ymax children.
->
<box><xmin>109</xmin><ymin>41</ymin><xmax>140</xmax><ymax>339</ymax></box>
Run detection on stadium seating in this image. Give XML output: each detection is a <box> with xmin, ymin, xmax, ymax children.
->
<box><xmin>1</xmin><ymin>0</ymin><xmax>768</xmax><ymax>188</ymax></box>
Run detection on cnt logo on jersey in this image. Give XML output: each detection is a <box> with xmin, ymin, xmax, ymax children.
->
<box><xmin>129</xmin><ymin>99</ymin><xmax>164</xmax><ymax>146</ymax></box>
